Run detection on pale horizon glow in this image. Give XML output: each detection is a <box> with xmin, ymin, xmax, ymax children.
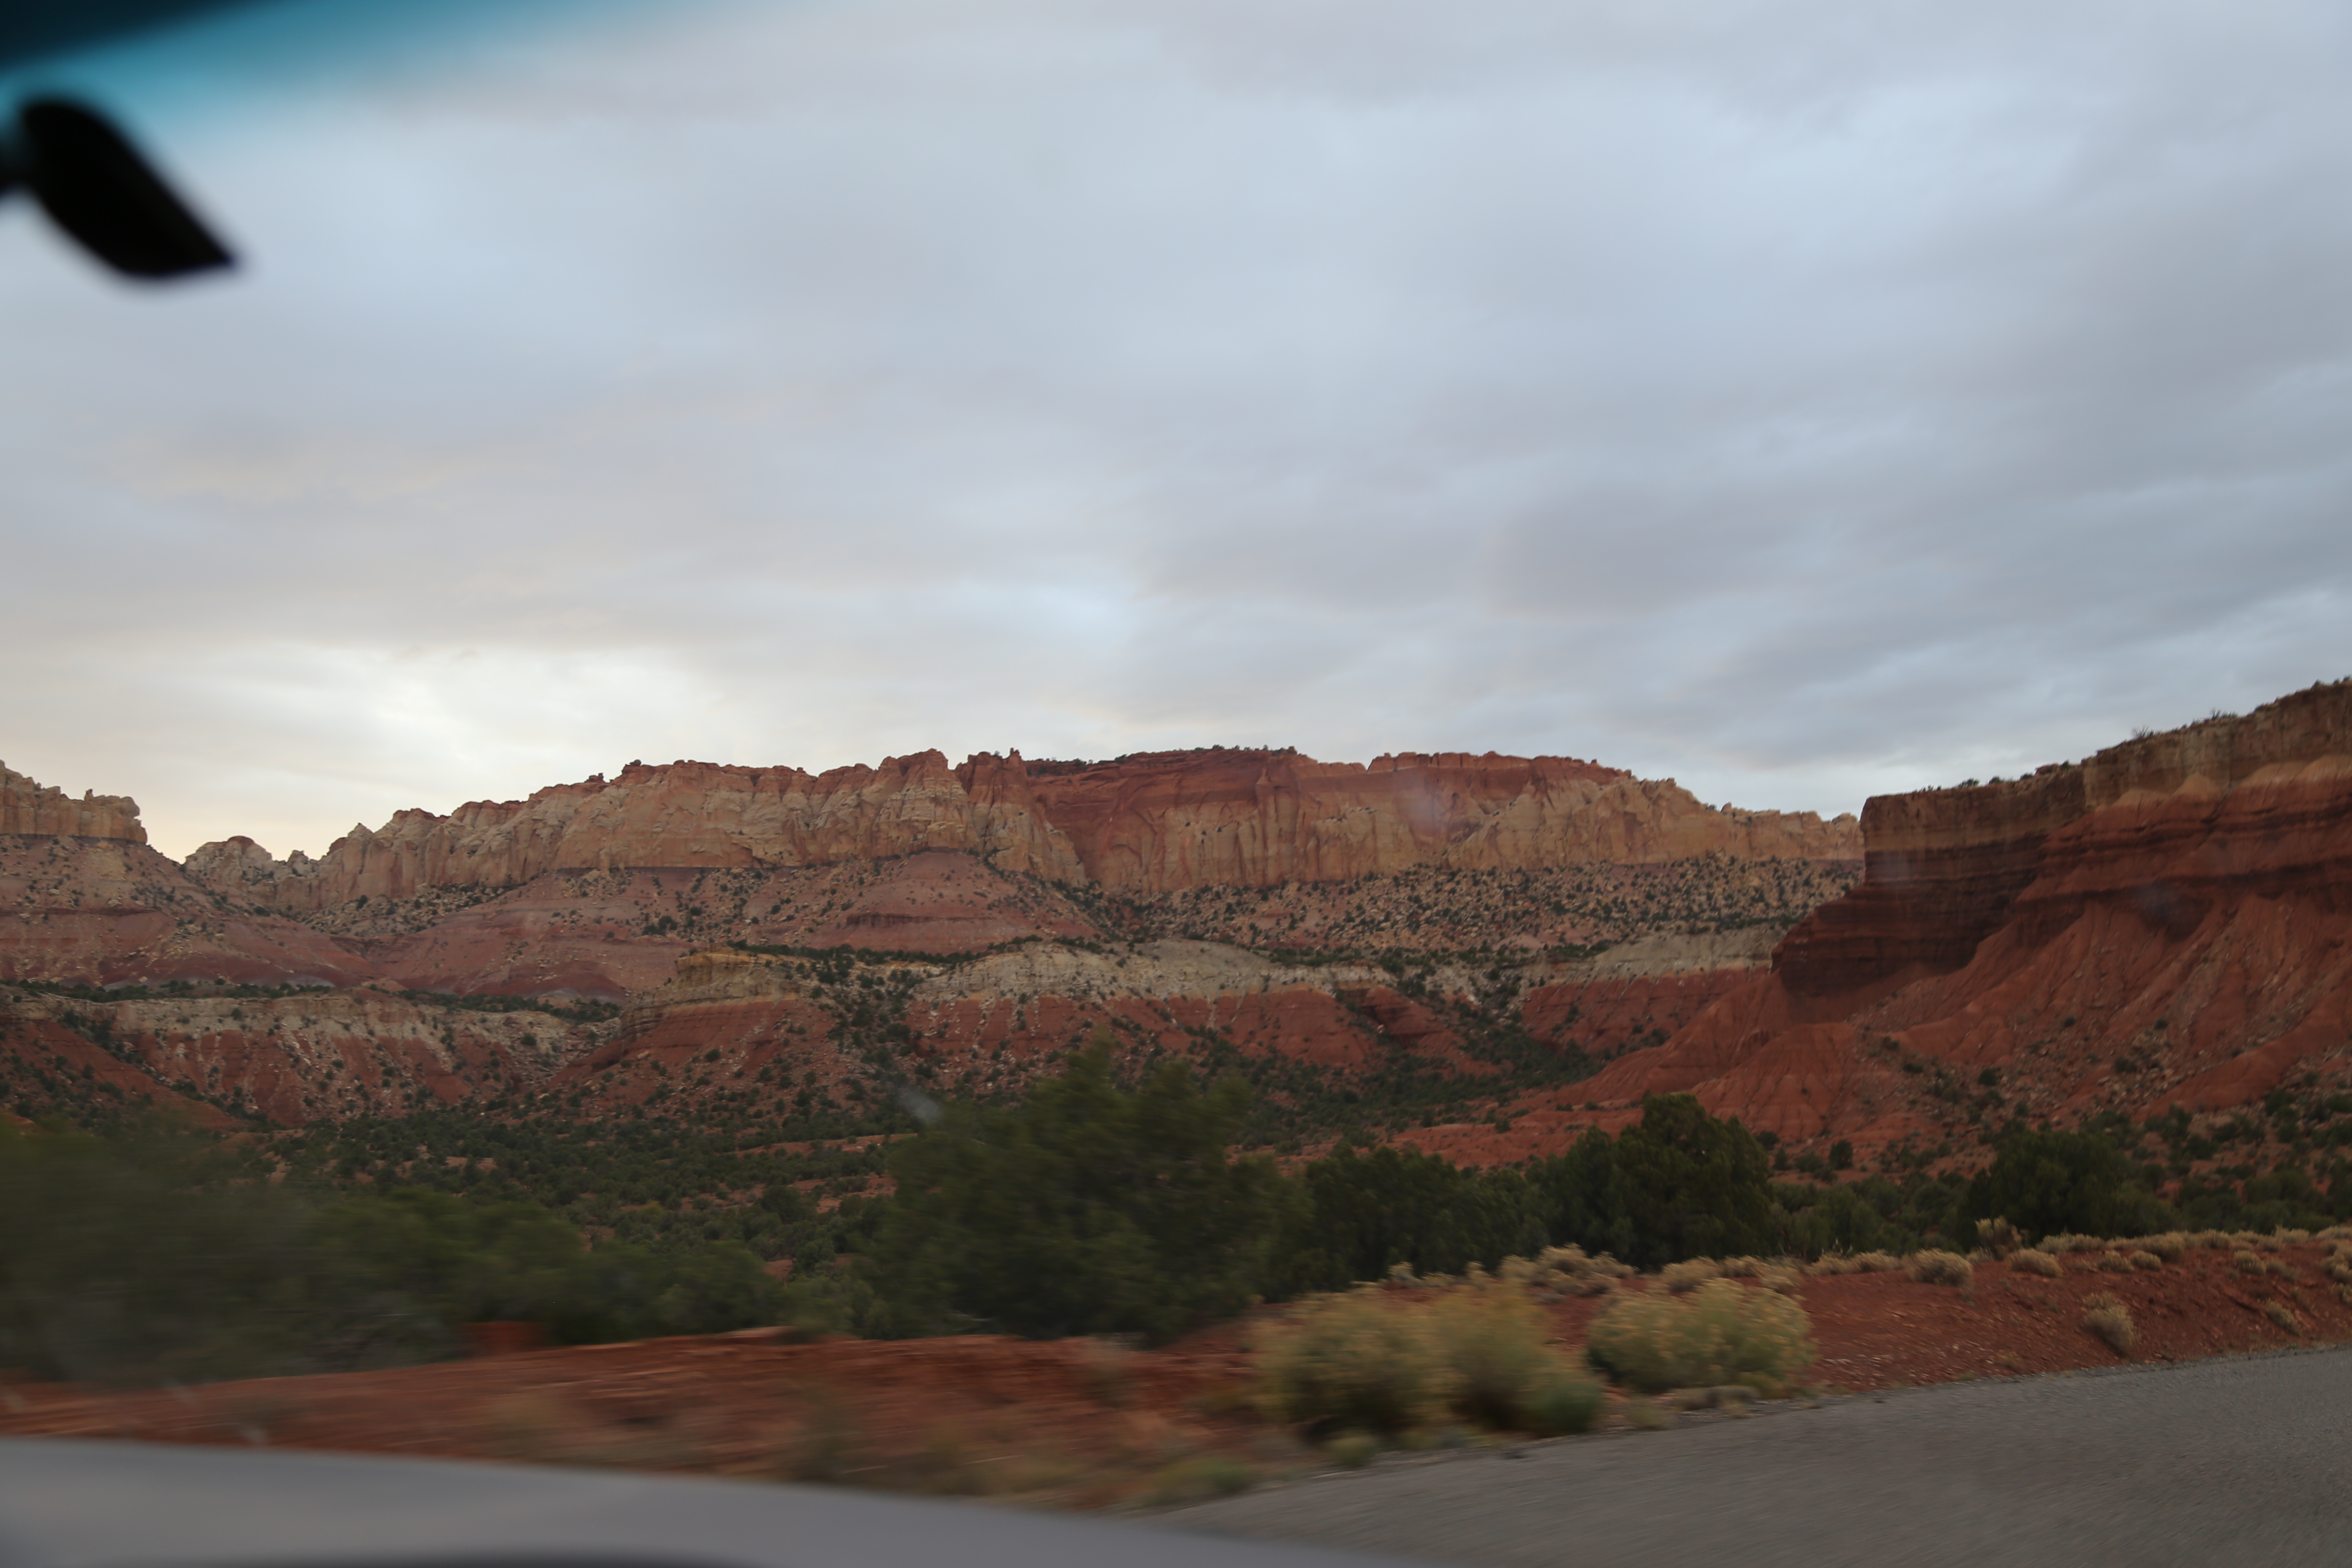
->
<box><xmin>4</xmin><ymin>0</ymin><xmax>2349</xmax><ymax>861</ymax></box>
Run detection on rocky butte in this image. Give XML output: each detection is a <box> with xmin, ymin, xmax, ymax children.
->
<box><xmin>1560</xmin><ymin>678</ymin><xmax>2352</xmax><ymax>1161</ymax></box>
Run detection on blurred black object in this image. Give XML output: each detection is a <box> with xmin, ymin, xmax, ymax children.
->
<box><xmin>0</xmin><ymin>97</ymin><xmax>235</xmax><ymax>277</ymax></box>
<box><xmin>0</xmin><ymin>0</ymin><xmax>259</xmax><ymax>70</ymax></box>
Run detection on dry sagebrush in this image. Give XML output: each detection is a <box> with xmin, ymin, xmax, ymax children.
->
<box><xmin>1585</xmin><ymin>1279</ymin><xmax>1817</xmax><ymax>1396</ymax></box>
<box><xmin>1504</xmin><ymin>1245</ymin><xmax>1635</xmax><ymax>1300</ymax></box>
<box><xmin>1257</xmin><ymin>1289</ymin><xmax>1446</xmax><ymax>1433</ymax></box>
<box><xmin>2082</xmin><ymin>1295</ymin><xmax>2135</xmax><ymax>1356</ymax></box>
<box><xmin>1906</xmin><ymin>1250</ymin><xmax>1973</xmax><ymax>1287</ymax></box>
<box><xmin>1423</xmin><ymin>1281</ymin><xmax>1601</xmax><ymax>1433</ymax></box>
<box><xmin>1259</xmin><ymin>1283</ymin><xmax>1602</xmax><ymax>1437</ymax></box>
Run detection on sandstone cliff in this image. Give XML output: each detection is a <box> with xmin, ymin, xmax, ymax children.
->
<box><xmin>1577</xmin><ymin>678</ymin><xmax>2352</xmax><ymax>1155</ymax></box>
<box><xmin>1</xmin><ymin>762</ymin><xmax>145</xmax><ymax>842</ymax></box>
<box><xmin>0</xmin><ymin>834</ymin><xmax>376</xmax><ymax>989</ymax></box>
<box><xmin>187</xmin><ymin>747</ymin><xmax>1859</xmax><ymax>911</ymax></box>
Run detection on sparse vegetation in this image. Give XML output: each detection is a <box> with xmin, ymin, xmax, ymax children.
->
<box><xmin>2082</xmin><ymin>1295</ymin><xmax>2135</xmax><ymax>1356</ymax></box>
<box><xmin>2010</xmin><ymin>1250</ymin><xmax>2063</xmax><ymax>1277</ymax></box>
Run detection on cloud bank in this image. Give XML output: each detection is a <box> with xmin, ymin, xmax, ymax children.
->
<box><xmin>4</xmin><ymin>0</ymin><xmax>2349</xmax><ymax>857</ymax></box>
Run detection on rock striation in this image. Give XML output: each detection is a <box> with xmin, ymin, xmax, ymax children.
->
<box><xmin>1581</xmin><ymin>679</ymin><xmax>2352</xmax><ymax>1153</ymax></box>
<box><xmin>185</xmin><ymin>747</ymin><xmax>1858</xmax><ymax>910</ymax></box>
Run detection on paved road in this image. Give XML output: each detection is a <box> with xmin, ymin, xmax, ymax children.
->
<box><xmin>1165</xmin><ymin>1347</ymin><xmax>2352</xmax><ymax>1568</ymax></box>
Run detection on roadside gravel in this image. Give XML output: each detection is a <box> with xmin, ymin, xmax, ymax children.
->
<box><xmin>1162</xmin><ymin>1346</ymin><xmax>2352</xmax><ymax>1568</ymax></box>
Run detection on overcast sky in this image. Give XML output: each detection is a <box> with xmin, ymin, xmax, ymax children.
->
<box><xmin>4</xmin><ymin>0</ymin><xmax>2349</xmax><ymax>860</ymax></box>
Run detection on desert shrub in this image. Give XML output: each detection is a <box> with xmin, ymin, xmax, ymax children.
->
<box><xmin>1491</xmin><ymin>1245</ymin><xmax>1635</xmax><ymax>1299</ymax></box>
<box><xmin>1660</xmin><ymin>1259</ymin><xmax>1723</xmax><ymax>1293</ymax></box>
<box><xmin>2010</xmin><ymin>1250</ymin><xmax>2063</xmax><ymax>1277</ymax></box>
<box><xmin>2263</xmin><ymin>1300</ymin><xmax>2305</xmax><ymax>1335</ymax></box>
<box><xmin>1523</xmin><ymin>1369</ymin><xmax>1604</xmax><ymax>1436</ymax></box>
<box><xmin>2041</xmin><ymin>1232</ymin><xmax>2103</xmax><ymax>1254</ymax></box>
<box><xmin>1906</xmin><ymin>1250</ymin><xmax>1972</xmax><ymax>1286</ymax></box>
<box><xmin>2233</xmin><ymin>1250</ymin><xmax>2265</xmax><ymax>1276</ymax></box>
<box><xmin>1424</xmin><ymin>1282</ymin><xmax>1583</xmax><ymax>1430</ymax></box>
<box><xmin>1327</xmin><ymin>1432</ymin><xmax>1380</xmax><ymax>1469</ymax></box>
<box><xmin>1975</xmin><ymin>1217</ymin><xmax>2022</xmax><ymax>1258</ymax></box>
<box><xmin>2082</xmin><ymin>1295</ymin><xmax>2135</xmax><ymax>1355</ymax></box>
<box><xmin>2127</xmin><ymin>1250</ymin><xmax>2164</xmax><ymax>1271</ymax></box>
<box><xmin>1258</xmin><ymin>1289</ymin><xmax>1443</xmax><ymax>1433</ymax></box>
<box><xmin>2190</xmin><ymin>1230</ymin><xmax>2236</xmax><ymax>1250</ymax></box>
<box><xmin>1584</xmin><ymin>1279</ymin><xmax>1816</xmax><ymax>1395</ymax></box>
<box><xmin>2138</xmin><ymin>1232</ymin><xmax>2187</xmax><ymax>1262</ymax></box>
<box><xmin>1809</xmin><ymin>1253</ymin><xmax>1858</xmax><ymax>1276</ymax></box>
<box><xmin>2095</xmin><ymin>1251</ymin><xmax>2132</xmax><ymax>1274</ymax></box>
<box><xmin>1755</xmin><ymin>1262</ymin><xmax>1806</xmax><ymax>1295</ymax></box>
<box><xmin>1851</xmin><ymin>1251</ymin><xmax>1902</xmax><ymax>1274</ymax></box>
<box><xmin>2323</xmin><ymin>1256</ymin><xmax>2352</xmax><ymax>1285</ymax></box>
<box><xmin>2264</xmin><ymin>1258</ymin><xmax>2300</xmax><ymax>1280</ymax></box>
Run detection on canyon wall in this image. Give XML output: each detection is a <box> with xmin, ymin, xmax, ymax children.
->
<box><xmin>1576</xmin><ymin>678</ymin><xmax>2352</xmax><ymax>1155</ymax></box>
<box><xmin>1776</xmin><ymin>679</ymin><xmax>2352</xmax><ymax>999</ymax></box>
<box><xmin>186</xmin><ymin>747</ymin><xmax>1859</xmax><ymax>911</ymax></box>
<box><xmin>1</xmin><ymin>763</ymin><xmax>145</xmax><ymax>842</ymax></box>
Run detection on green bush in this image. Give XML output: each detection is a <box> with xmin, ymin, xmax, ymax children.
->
<box><xmin>1610</xmin><ymin>1095</ymin><xmax>1777</xmax><ymax>1266</ymax></box>
<box><xmin>1523</xmin><ymin>1369</ymin><xmax>1604</xmax><ymax>1436</ymax></box>
<box><xmin>1584</xmin><ymin>1279</ymin><xmax>1816</xmax><ymax>1395</ymax></box>
<box><xmin>0</xmin><ymin>1120</ymin><xmax>793</xmax><ymax>1385</ymax></box>
<box><xmin>869</xmin><ymin>1038</ymin><xmax>1282</xmax><ymax>1341</ymax></box>
<box><xmin>1964</xmin><ymin>1127</ymin><xmax>2169</xmax><ymax>1241</ymax></box>
<box><xmin>1258</xmin><ymin>1289</ymin><xmax>1444</xmax><ymax>1433</ymax></box>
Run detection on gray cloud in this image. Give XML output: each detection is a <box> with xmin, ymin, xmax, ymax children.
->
<box><xmin>3</xmin><ymin>0</ymin><xmax>2348</xmax><ymax>857</ymax></box>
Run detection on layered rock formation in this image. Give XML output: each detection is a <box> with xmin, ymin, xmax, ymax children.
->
<box><xmin>0</xmin><ymin>982</ymin><xmax>600</xmax><ymax>1126</ymax></box>
<box><xmin>2</xmin><ymin>762</ymin><xmax>144</xmax><ymax>842</ymax></box>
<box><xmin>0</xmin><ymin>834</ymin><xmax>377</xmax><ymax>989</ymax></box>
<box><xmin>186</xmin><ymin>748</ymin><xmax>1858</xmax><ymax>911</ymax></box>
<box><xmin>1571</xmin><ymin>679</ymin><xmax>2352</xmax><ymax>1156</ymax></box>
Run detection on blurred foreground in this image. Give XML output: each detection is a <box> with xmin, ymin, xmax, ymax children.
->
<box><xmin>6</xmin><ymin>1234</ymin><xmax>2350</xmax><ymax>1509</ymax></box>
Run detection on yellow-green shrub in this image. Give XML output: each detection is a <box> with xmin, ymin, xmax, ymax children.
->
<box><xmin>1905</xmin><ymin>1250</ymin><xmax>1972</xmax><ymax>1286</ymax></box>
<box><xmin>1258</xmin><ymin>1289</ymin><xmax>1443</xmax><ymax>1433</ymax></box>
<box><xmin>1584</xmin><ymin>1279</ymin><xmax>1816</xmax><ymax>1395</ymax></box>
<box><xmin>2082</xmin><ymin>1295</ymin><xmax>2134</xmax><ymax>1355</ymax></box>
<box><xmin>1424</xmin><ymin>1283</ymin><xmax>1583</xmax><ymax>1430</ymax></box>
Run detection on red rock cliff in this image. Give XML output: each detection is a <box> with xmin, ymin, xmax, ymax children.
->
<box><xmin>1583</xmin><ymin>677</ymin><xmax>2352</xmax><ymax>1152</ymax></box>
<box><xmin>188</xmin><ymin>747</ymin><xmax>1859</xmax><ymax>909</ymax></box>
<box><xmin>1777</xmin><ymin>679</ymin><xmax>2352</xmax><ymax>998</ymax></box>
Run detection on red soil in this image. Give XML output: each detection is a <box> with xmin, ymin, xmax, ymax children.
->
<box><xmin>5</xmin><ymin>1245</ymin><xmax>2343</xmax><ymax>1499</ymax></box>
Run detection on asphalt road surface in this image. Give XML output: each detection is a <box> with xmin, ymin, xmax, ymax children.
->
<box><xmin>1165</xmin><ymin>1347</ymin><xmax>2352</xmax><ymax>1568</ymax></box>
